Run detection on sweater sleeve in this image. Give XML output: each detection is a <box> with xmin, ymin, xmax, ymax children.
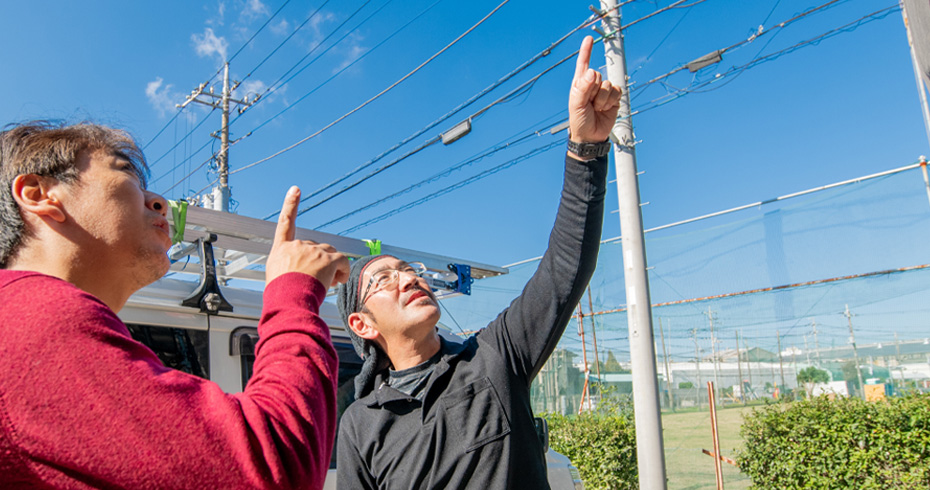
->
<box><xmin>479</xmin><ymin>154</ymin><xmax>608</xmax><ymax>385</ymax></box>
<box><xmin>0</xmin><ymin>271</ymin><xmax>337</xmax><ymax>490</ymax></box>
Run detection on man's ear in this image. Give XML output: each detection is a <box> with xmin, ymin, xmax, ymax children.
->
<box><xmin>11</xmin><ymin>174</ymin><xmax>66</xmax><ymax>223</ymax></box>
<box><xmin>348</xmin><ymin>312</ymin><xmax>380</xmax><ymax>341</ymax></box>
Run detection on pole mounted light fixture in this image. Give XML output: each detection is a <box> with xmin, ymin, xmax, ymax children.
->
<box><xmin>441</xmin><ymin>118</ymin><xmax>472</xmax><ymax>145</ymax></box>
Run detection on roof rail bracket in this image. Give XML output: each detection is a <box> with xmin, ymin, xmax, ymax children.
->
<box><xmin>449</xmin><ymin>263</ymin><xmax>473</xmax><ymax>296</ymax></box>
<box><xmin>181</xmin><ymin>234</ymin><xmax>234</xmax><ymax>315</ymax></box>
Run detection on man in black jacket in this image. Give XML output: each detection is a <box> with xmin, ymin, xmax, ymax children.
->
<box><xmin>336</xmin><ymin>35</ymin><xmax>621</xmax><ymax>489</ymax></box>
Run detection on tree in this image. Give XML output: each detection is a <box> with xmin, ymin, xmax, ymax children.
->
<box><xmin>598</xmin><ymin>350</ymin><xmax>626</xmax><ymax>373</ymax></box>
<box><xmin>798</xmin><ymin>366</ymin><xmax>830</xmax><ymax>398</ymax></box>
<box><xmin>797</xmin><ymin>366</ymin><xmax>830</xmax><ymax>384</ymax></box>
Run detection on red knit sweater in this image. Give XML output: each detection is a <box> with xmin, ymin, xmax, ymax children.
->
<box><xmin>0</xmin><ymin>270</ymin><xmax>337</xmax><ymax>489</ymax></box>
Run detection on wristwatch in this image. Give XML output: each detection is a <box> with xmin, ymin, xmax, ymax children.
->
<box><xmin>566</xmin><ymin>138</ymin><xmax>611</xmax><ymax>159</ymax></box>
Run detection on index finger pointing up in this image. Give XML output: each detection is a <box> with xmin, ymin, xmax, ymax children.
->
<box><xmin>274</xmin><ymin>186</ymin><xmax>300</xmax><ymax>244</ymax></box>
<box><xmin>574</xmin><ymin>35</ymin><xmax>594</xmax><ymax>81</ymax></box>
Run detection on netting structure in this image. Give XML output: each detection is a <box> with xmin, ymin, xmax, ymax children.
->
<box><xmin>442</xmin><ymin>160</ymin><xmax>930</xmax><ymax>488</ymax></box>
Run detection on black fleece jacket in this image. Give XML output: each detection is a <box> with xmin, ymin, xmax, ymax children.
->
<box><xmin>337</xmin><ymin>154</ymin><xmax>608</xmax><ymax>489</ymax></box>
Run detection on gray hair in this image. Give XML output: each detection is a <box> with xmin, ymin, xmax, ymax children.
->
<box><xmin>0</xmin><ymin>121</ymin><xmax>148</xmax><ymax>268</ymax></box>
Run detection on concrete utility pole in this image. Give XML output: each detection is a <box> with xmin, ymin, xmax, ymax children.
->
<box><xmin>178</xmin><ymin>62</ymin><xmax>259</xmax><ymax>211</ymax></box>
<box><xmin>811</xmin><ymin>320</ymin><xmax>821</xmax><ymax>362</ymax></box>
<box><xmin>600</xmin><ymin>1</ymin><xmax>667</xmax><ymax>487</ymax></box>
<box><xmin>844</xmin><ymin>304</ymin><xmax>867</xmax><ymax>401</ymax></box>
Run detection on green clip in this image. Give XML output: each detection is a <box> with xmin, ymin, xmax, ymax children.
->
<box><xmin>363</xmin><ymin>239</ymin><xmax>381</xmax><ymax>256</ymax></box>
<box><xmin>167</xmin><ymin>199</ymin><xmax>188</xmax><ymax>244</ymax></box>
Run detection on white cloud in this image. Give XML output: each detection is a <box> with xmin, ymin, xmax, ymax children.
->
<box><xmin>270</xmin><ymin>18</ymin><xmax>289</xmax><ymax>36</ymax></box>
<box><xmin>309</xmin><ymin>12</ymin><xmax>336</xmax><ymax>45</ymax></box>
<box><xmin>145</xmin><ymin>78</ymin><xmax>177</xmax><ymax>117</ymax></box>
<box><xmin>241</xmin><ymin>0</ymin><xmax>269</xmax><ymax>22</ymax></box>
<box><xmin>333</xmin><ymin>32</ymin><xmax>366</xmax><ymax>74</ymax></box>
<box><xmin>192</xmin><ymin>27</ymin><xmax>228</xmax><ymax>61</ymax></box>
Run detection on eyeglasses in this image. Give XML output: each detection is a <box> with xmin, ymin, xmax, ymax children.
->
<box><xmin>360</xmin><ymin>262</ymin><xmax>428</xmax><ymax>305</ymax></box>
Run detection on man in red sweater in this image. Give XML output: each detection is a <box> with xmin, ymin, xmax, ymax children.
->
<box><xmin>0</xmin><ymin>122</ymin><xmax>348</xmax><ymax>489</ymax></box>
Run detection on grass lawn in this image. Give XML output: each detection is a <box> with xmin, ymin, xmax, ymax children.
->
<box><xmin>661</xmin><ymin>404</ymin><xmax>756</xmax><ymax>490</ymax></box>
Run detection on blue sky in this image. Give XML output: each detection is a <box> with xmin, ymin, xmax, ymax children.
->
<box><xmin>1</xmin><ymin>0</ymin><xmax>926</xmax><ymax>269</ymax></box>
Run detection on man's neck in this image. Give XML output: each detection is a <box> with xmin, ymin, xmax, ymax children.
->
<box><xmin>8</xmin><ymin>246</ymin><xmax>130</xmax><ymax>312</ymax></box>
<box><xmin>385</xmin><ymin>332</ymin><xmax>442</xmax><ymax>371</ymax></box>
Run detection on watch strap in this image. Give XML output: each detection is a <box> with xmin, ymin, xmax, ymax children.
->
<box><xmin>566</xmin><ymin>138</ymin><xmax>611</xmax><ymax>159</ymax></box>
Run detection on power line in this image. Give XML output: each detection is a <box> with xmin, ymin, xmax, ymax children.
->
<box><xmin>228</xmin><ymin>0</ymin><xmax>294</xmax><ymax>65</ymax></box>
<box><xmin>150</xmin><ymin>112</ymin><xmax>217</xmax><ymax>187</ymax></box>
<box><xmin>629</xmin><ymin>0</ymin><xmax>849</xmax><ymax>104</ymax></box>
<box><xmin>287</xmin><ymin>48</ymin><xmax>577</xmax><ymax>221</ymax></box>
<box><xmin>315</xmin><ymin>116</ymin><xmax>557</xmax><ymax>229</ymax></box>
<box><xmin>263</xmin><ymin>11</ymin><xmax>606</xmax><ymax>220</ymax></box>
<box><xmin>245</xmin><ymin>0</ymin><xmax>370</xmax><ymax>106</ymax></box>
<box><xmin>339</xmin><ymin>138</ymin><xmax>563</xmax><ymax>234</ymax></box>
<box><xmin>233</xmin><ymin>0</ymin><xmax>511</xmax><ymax>175</ymax></box>
<box><xmin>275</xmin><ymin>1</ymin><xmax>717</xmax><ymax>224</ymax></box>
<box><xmin>143</xmin><ymin>1</ymin><xmax>290</xmax><ymax>152</ymax></box>
<box><xmin>225</xmin><ymin>0</ymin><xmax>442</xmax><ymax>149</ymax></box>
<box><xmin>633</xmin><ymin>3</ymin><xmax>900</xmax><ymax>112</ymax></box>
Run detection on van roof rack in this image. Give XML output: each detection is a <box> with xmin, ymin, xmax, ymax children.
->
<box><xmin>167</xmin><ymin>205</ymin><xmax>508</xmax><ymax>303</ymax></box>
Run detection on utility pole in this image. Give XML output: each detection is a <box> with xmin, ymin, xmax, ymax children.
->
<box><xmin>600</xmin><ymin>1</ymin><xmax>667</xmax><ymax>486</ymax></box>
<box><xmin>811</xmin><ymin>320</ymin><xmax>821</xmax><ymax>363</ymax></box>
<box><xmin>804</xmin><ymin>335</ymin><xmax>811</xmax><ymax>364</ymax></box>
<box><xmin>844</xmin><ymin>304</ymin><xmax>867</xmax><ymax>401</ymax></box>
<box><xmin>742</xmin><ymin>332</ymin><xmax>753</xmax><ymax>399</ymax></box>
<box><xmin>658</xmin><ymin>318</ymin><xmax>674</xmax><ymax>410</ymax></box>
<box><xmin>736</xmin><ymin>331</ymin><xmax>744</xmax><ymax>404</ymax></box>
<box><xmin>776</xmin><ymin>330</ymin><xmax>787</xmax><ymax>398</ymax></box>
<box><xmin>706</xmin><ymin>308</ymin><xmax>720</xmax><ymax>401</ymax></box>
<box><xmin>178</xmin><ymin>62</ymin><xmax>259</xmax><ymax>211</ymax></box>
<box><xmin>894</xmin><ymin>331</ymin><xmax>901</xmax><ymax>390</ymax></box>
<box><xmin>692</xmin><ymin>328</ymin><xmax>702</xmax><ymax>406</ymax></box>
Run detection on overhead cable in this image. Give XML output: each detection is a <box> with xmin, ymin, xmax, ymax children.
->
<box><xmin>339</xmin><ymin>139</ymin><xmax>563</xmax><ymax>234</ymax></box>
<box><xmin>633</xmin><ymin>4</ymin><xmax>900</xmax><ymax>113</ymax></box>
<box><xmin>227</xmin><ymin>0</ymin><xmax>294</xmax><ymax>65</ymax></box>
<box><xmin>143</xmin><ymin>1</ymin><xmax>290</xmax><ymax>151</ymax></box>
<box><xmin>285</xmin><ymin>48</ymin><xmax>577</xmax><ymax>220</ymax></box>
<box><xmin>264</xmin><ymin>7</ymin><xmax>608</xmax><ymax>220</ymax></box>
<box><xmin>315</xmin><ymin>121</ymin><xmax>556</xmax><ymax>229</ymax></box>
<box><xmin>233</xmin><ymin>0</ymin><xmax>511</xmax><ymax>175</ymax></box>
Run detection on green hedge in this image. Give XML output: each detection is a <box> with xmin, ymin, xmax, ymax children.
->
<box><xmin>544</xmin><ymin>397</ymin><xmax>638</xmax><ymax>490</ymax></box>
<box><xmin>737</xmin><ymin>393</ymin><xmax>930</xmax><ymax>489</ymax></box>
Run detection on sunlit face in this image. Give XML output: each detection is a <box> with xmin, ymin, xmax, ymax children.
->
<box><xmin>359</xmin><ymin>256</ymin><xmax>441</xmax><ymax>343</ymax></box>
<box><xmin>59</xmin><ymin>148</ymin><xmax>171</xmax><ymax>290</ymax></box>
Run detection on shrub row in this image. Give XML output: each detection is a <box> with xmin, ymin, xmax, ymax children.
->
<box><xmin>544</xmin><ymin>397</ymin><xmax>638</xmax><ymax>490</ymax></box>
<box><xmin>737</xmin><ymin>393</ymin><xmax>930</xmax><ymax>489</ymax></box>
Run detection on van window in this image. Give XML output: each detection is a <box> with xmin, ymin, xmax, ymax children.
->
<box><xmin>127</xmin><ymin>324</ymin><xmax>210</xmax><ymax>379</ymax></box>
<box><xmin>233</xmin><ymin>330</ymin><xmax>363</xmax><ymax>469</ymax></box>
